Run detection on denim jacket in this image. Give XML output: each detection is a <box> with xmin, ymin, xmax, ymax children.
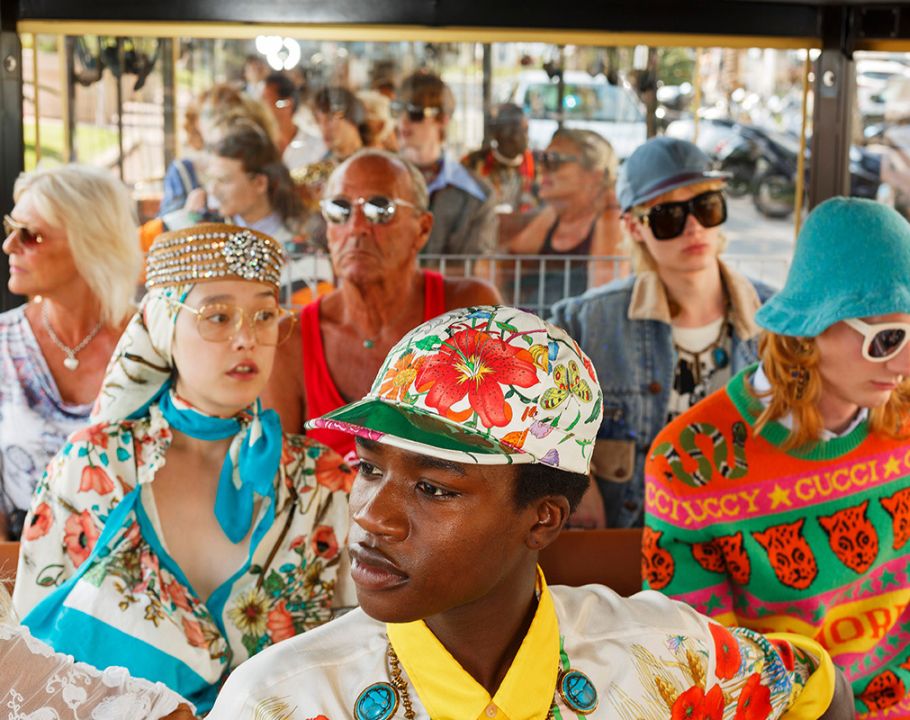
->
<box><xmin>549</xmin><ymin>261</ymin><xmax>775</xmax><ymax>527</ymax></box>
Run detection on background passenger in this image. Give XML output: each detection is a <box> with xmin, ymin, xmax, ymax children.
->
<box><xmin>263</xmin><ymin>149</ymin><xmax>501</xmax><ymax>462</ymax></box>
<box><xmin>550</xmin><ymin>137</ymin><xmax>773</xmax><ymax>528</ymax></box>
<box><xmin>507</xmin><ymin>127</ymin><xmax>622</xmax><ymax>301</ymax></box>
<box><xmin>396</xmin><ymin>71</ymin><xmax>498</xmax><ymax>255</ymax></box>
<box><xmin>0</xmin><ymin>165</ymin><xmax>141</xmax><ymax>539</ymax></box>
<box><xmin>207</xmin><ymin>124</ymin><xmax>303</xmax><ymax>248</ymax></box>
<box><xmin>262</xmin><ymin>71</ymin><xmax>326</xmax><ymax>171</ymax></box>
<box><xmin>645</xmin><ymin>197</ymin><xmax>910</xmax><ymax>719</ymax></box>
<box><xmin>12</xmin><ymin>225</ymin><xmax>352</xmax><ymax>713</ymax></box>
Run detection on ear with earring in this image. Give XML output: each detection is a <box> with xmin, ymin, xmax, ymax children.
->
<box><xmin>790</xmin><ymin>339</ymin><xmax>812</xmax><ymax>400</ymax></box>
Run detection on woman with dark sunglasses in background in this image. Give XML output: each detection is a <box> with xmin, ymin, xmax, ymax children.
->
<box><xmin>644</xmin><ymin>197</ymin><xmax>910</xmax><ymax>719</ymax></box>
<box><xmin>548</xmin><ymin>136</ymin><xmax>775</xmax><ymax>529</ymax></box>
<box><xmin>0</xmin><ymin>165</ymin><xmax>142</xmax><ymax>540</ymax></box>
<box><xmin>507</xmin><ymin>128</ymin><xmax>624</xmax><ymax>310</ymax></box>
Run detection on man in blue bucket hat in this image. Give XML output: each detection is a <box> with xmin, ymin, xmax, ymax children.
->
<box><xmin>645</xmin><ymin>197</ymin><xmax>910</xmax><ymax>718</ymax></box>
<box><xmin>211</xmin><ymin>305</ymin><xmax>853</xmax><ymax>719</ymax></box>
<box><xmin>550</xmin><ymin>136</ymin><xmax>775</xmax><ymax>528</ymax></box>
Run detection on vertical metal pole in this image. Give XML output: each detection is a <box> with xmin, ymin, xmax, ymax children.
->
<box><xmin>162</xmin><ymin>38</ymin><xmax>176</xmax><ymax>168</ymax></box>
<box><xmin>115</xmin><ymin>38</ymin><xmax>124</xmax><ymax>181</ymax></box>
<box><xmin>693</xmin><ymin>48</ymin><xmax>702</xmax><ymax>144</ymax></box>
<box><xmin>794</xmin><ymin>49</ymin><xmax>811</xmax><ymax>239</ymax></box>
<box><xmin>0</xmin><ymin>0</ymin><xmax>23</xmax><ymax>310</ymax></box>
<box><xmin>556</xmin><ymin>46</ymin><xmax>565</xmax><ymax>131</ymax></box>
<box><xmin>481</xmin><ymin>43</ymin><xmax>492</xmax><ymax>146</ymax></box>
<box><xmin>58</xmin><ymin>35</ymin><xmax>75</xmax><ymax>162</ymax></box>
<box><xmin>808</xmin><ymin>8</ymin><xmax>854</xmax><ymax>207</ymax></box>
<box><xmin>31</xmin><ymin>33</ymin><xmax>39</xmax><ymax>165</ymax></box>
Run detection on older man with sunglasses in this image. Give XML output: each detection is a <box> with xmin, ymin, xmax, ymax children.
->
<box><xmin>549</xmin><ymin>136</ymin><xmax>774</xmax><ymax>528</ymax></box>
<box><xmin>396</xmin><ymin>71</ymin><xmax>498</xmax><ymax>256</ymax></box>
<box><xmin>263</xmin><ymin>148</ymin><xmax>501</xmax><ymax>462</ymax></box>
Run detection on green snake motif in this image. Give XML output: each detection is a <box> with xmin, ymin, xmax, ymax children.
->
<box><xmin>651</xmin><ymin>421</ymin><xmax>748</xmax><ymax>487</ymax></box>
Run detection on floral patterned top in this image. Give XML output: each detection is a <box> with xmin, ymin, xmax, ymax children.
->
<box><xmin>0</xmin><ymin>305</ymin><xmax>93</xmax><ymax>526</ymax></box>
<box><xmin>12</xmin><ymin>403</ymin><xmax>353</xmax><ymax>714</ymax></box>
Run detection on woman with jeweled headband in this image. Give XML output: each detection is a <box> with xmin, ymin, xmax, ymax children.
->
<box><xmin>11</xmin><ymin>224</ymin><xmax>353</xmax><ymax>713</ymax></box>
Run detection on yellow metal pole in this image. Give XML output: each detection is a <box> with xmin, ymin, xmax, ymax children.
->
<box><xmin>693</xmin><ymin>48</ymin><xmax>702</xmax><ymax>144</ymax></box>
<box><xmin>32</xmin><ymin>33</ymin><xmax>40</xmax><ymax>165</ymax></box>
<box><xmin>56</xmin><ymin>34</ymin><xmax>70</xmax><ymax>162</ymax></box>
<box><xmin>794</xmin><ymin>49</ymin><xmax>811</xmax><ymax>241</ymax></box>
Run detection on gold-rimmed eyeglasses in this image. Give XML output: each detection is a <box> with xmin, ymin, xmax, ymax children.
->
<box><xmin>169</xmin><ymin>299</ymin><xmax>296</xmax><ymax>346</ymax></box>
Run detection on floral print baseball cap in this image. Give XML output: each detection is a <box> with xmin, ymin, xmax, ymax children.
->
<box><xmin>307</xmin><ymin>306</ymin><xmax>604</xmax><ymax>475</ymax></box>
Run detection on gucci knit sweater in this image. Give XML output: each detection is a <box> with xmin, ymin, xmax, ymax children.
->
<box><xmin>644</xmin><ymin>367</ymin><xmax>910</xmax><ymax>720</ymax></box>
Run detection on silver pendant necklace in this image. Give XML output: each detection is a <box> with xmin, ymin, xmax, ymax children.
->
<box><xmin>40</xmin><ymin>302</ymin><xmax>103</xmax><ymax>371</ymax></box>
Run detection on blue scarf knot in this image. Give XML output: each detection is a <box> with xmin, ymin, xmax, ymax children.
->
<box><xmin>159</xmin><ymin>389</ymin><xmax>283</xmax><ymax>543</ymax></box>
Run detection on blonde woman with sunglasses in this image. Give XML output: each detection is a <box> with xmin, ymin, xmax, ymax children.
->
<box><xmin>0</xmin><ymin>165</ymin><xmax>141</xmax><ymax>541</ymax></box>
<box><xmin>12</xmin><ymin>225</ymin><xmax>353</xmax><ymax>714</ymax></box>
<box><xmin>644</xmin><ymin>197</ymin><xmax>910</xmax><ymax>719</ymax></box>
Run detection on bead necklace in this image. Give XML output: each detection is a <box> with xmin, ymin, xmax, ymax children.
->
<box><xmin>40</xmin><ymin>302</ymin><xmax>103</xmax><ymax>371</ymax></box>
<box><xmin>672</xmin><ymin>313</ymin><xmax>731</xmax><ymax>387</ymax></box>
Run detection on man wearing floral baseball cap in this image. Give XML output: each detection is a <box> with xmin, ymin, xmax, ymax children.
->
<box><xmin>211</xmin><ymin>306</ymin><xmax>851</xmax><ymax>720</ymax></box>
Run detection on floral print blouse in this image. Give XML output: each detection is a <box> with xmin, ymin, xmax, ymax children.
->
<box><xmin>12</xmin><ymin>404</ymin><xmax>353</xmax><ymax>713</ymax></box>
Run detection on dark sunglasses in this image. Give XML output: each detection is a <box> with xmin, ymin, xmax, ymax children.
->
<box><xmin>3</xmin><ymin>215</ymin><xmax>44</xmax><ymax>248</ymax></box>
<box><xmin>320</xmin><ymin>195</ymin><xmax>419</xmax><ymax>225</ymax></box>
<box><xmin>844</xmin><ymin>318</ymin><xmax>910</xmax><ymax>362</ymax></box>
<box><xmin>391</xmin><ymin>102</ymin><xmax>442</xmax><ymax>123</ymax></box>
<box><xmin>637</xmin><ymin>190</ymin><xmax>727</xmax><ymax>240</ymax></box>
<box><xmin>536</xmin><ymin>151</ymin><xmax>580</xmax><ymax>173</ymax></box>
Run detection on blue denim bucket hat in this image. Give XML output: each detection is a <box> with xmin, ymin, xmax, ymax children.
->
<box><xmin>616</xmin><ymin>136</ymin><xmax>728</xmax><ymax>211</ymax></box>
<box><xmin>755</xmin><ymin>197</ymin><xmax>910</xmax><ymax>337</ymax></box>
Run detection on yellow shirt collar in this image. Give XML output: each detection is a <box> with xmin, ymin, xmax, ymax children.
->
<box><xmin>386</xmin><ymin>567</ymin><xmax>559</xmax><ymax>720</ymax></box>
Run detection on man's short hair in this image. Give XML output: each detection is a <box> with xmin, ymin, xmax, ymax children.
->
<box><xmin>398</xmin><ymin>71</ymin><xmax>456</xmax><ymax>119</ymax></box>
<box><xmin>264</xmin><ymin>72</ymin><xmax>298</xmax><ymax>112</ymax></box>
<box><xmin>513</xmin><ymin>463</ymin><xmax>589</xmax><ymax>514</ymax></box>
<box><xmin>325</xmin><ymin>148</ymin><xmax>430</xmax><ymax>212</ymax></box>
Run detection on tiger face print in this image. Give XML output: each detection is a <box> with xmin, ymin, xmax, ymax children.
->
<box><xmin>642</xmin><ymin>526</ymin><xmax>675</xmax><ymax>591</ymax></box>
<box><xmin>691</xmin><ymin>540</ymin><xmax>725</xmax><ymax>574</ymax></box>
<box><xmin>753</xmin><ymin>519</ymin><xmax>818</xmax><ymax>590</ymax></box>
<box><xmin>818</xmin><ymin>500</ymin><xmax>879</xmax><ymax>574</ymax></box>
<box><xmin>881</xmin><ymin>487</ymin><xmax>910</xmax><ymax>551</ymax></box>
<box><xmin>716</xmin><ymin>532</ymin><xmax>751</xmax><ymax>585</ymax></box>
<box><xmin>860</xmin><ymin>670</ymin><xmax>906</xmax><ymax>712</ymax></box>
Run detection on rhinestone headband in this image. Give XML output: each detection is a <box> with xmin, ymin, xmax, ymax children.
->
<box><xmin>145</xmin><ymin>223</ymin><xmax>285</xmax><ymax>290</ymax></box>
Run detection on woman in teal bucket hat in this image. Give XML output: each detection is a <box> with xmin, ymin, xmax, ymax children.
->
<box><xmin>644</xmin><ymin>197</ymin><xmax>910</xmax><ymax>719</ymax></box>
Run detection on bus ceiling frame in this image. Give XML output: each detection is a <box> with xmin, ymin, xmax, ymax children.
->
<box><xmin>2</xmin><ymin>1</ymin><xmax>909</xmax><ymax>310</ymax></box>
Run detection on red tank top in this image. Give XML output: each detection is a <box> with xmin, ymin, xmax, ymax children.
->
<box><xmin>301</xmin><ymin>270</ymin><xmax>446</xmax><ymax>461</ymax></box>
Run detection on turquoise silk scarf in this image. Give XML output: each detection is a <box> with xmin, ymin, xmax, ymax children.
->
<box><xmin>158</xmin><ymin>388</ymin><xmax>283</xmax><ymax>543</ymax></box>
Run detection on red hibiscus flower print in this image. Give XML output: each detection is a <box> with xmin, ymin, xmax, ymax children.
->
<box><xmin>311</xmin><ymin>525</ymin><xmax>339</xmax><ymax>560</ymax></box>
<box><xmin>734</xmin><ymin>673</ymin><xmax>773</xmax><ymax>720</ymax></box>
<box><xmin>63</xmin><ymin>510</ymin><xmax>100</xmax><ymax>567</ymax></box>
<box><xmin>23</xmin><ymin>502</ymin><xmax>53</xmax><ymax>541</ymax></box>
<box><xmin>70</xmin><ymin>424</ymin><xmax>109</xmax><ymax>449</ymax></box>
<box><xmin>314</xmin><ymin>451</ymin><xmax>354</xmax><ymax>493</ymax></box>
<box><xmin>267</xmin><ymin>600</ymin><xmax>296</xmax><ymax>643</ymax></box>
<box><xmin>710</xmin><ymin>623</ymin><xmax>742</xmax><ymax>680</ymax></box>
<box><xmin>769</xmin><ymin>638</ymin><xmax>795</xmax><ymax>671</ymax></box>
<box><xmin>415</xmin><ymin>327</ymin><xmax>538</xmax><ymax>428</ymax></box>
<box><xmin>78</xmin><ymin>465</ymin><xmax>115</xmax><ymax>495</ymax></box>
<box><xmin>182</xmin><ymin>617</ymin><xmax>207</xmax><ymax>648</ymax></box>
<box><xmin>671</xmin><ymin>684</ymin><xmax>724</xmax><ymax>720</ymax></box>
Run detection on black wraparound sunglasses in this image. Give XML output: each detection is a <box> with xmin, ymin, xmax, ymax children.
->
<box><xmin>637</xmin><ymin>190</ymin><xmax>727</xmax><ymax>240</ymax></box>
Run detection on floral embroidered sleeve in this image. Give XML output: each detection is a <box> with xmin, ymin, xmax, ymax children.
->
<box><xmin>666</xmin><ymin>599</ymin><xmax>832</xmax><ymax>719</ymax></box>
<box><xmin>12</xmin><ymin>422</ymin><xmax>131</xmax><ymax>617</ymax></box>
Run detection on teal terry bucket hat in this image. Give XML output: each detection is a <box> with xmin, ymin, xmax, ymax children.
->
<box><xmin>755</xmin><ymin>197</ymin><xmax>910</xmax><ymax>337</ymax></box>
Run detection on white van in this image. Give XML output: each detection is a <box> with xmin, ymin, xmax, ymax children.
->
<box><xmin>511</xmin><ymin>70</ymin><xmax>646</xmax><ymax>159</ymax></box>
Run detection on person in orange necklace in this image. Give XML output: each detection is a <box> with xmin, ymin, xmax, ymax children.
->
<box><xmin>212</xmin><ymin>305</ymin><xmax>853</xmax><ymax>720</ymax></box>
<box><xmin>262</xmin><ymin>148</ymin><xmax>500</xmax><ymax>464</ymax></box>
<box><xmin>644</xmin><ymin>197</ymin><xmax>910</xmax><ymax>719</ymax></box>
